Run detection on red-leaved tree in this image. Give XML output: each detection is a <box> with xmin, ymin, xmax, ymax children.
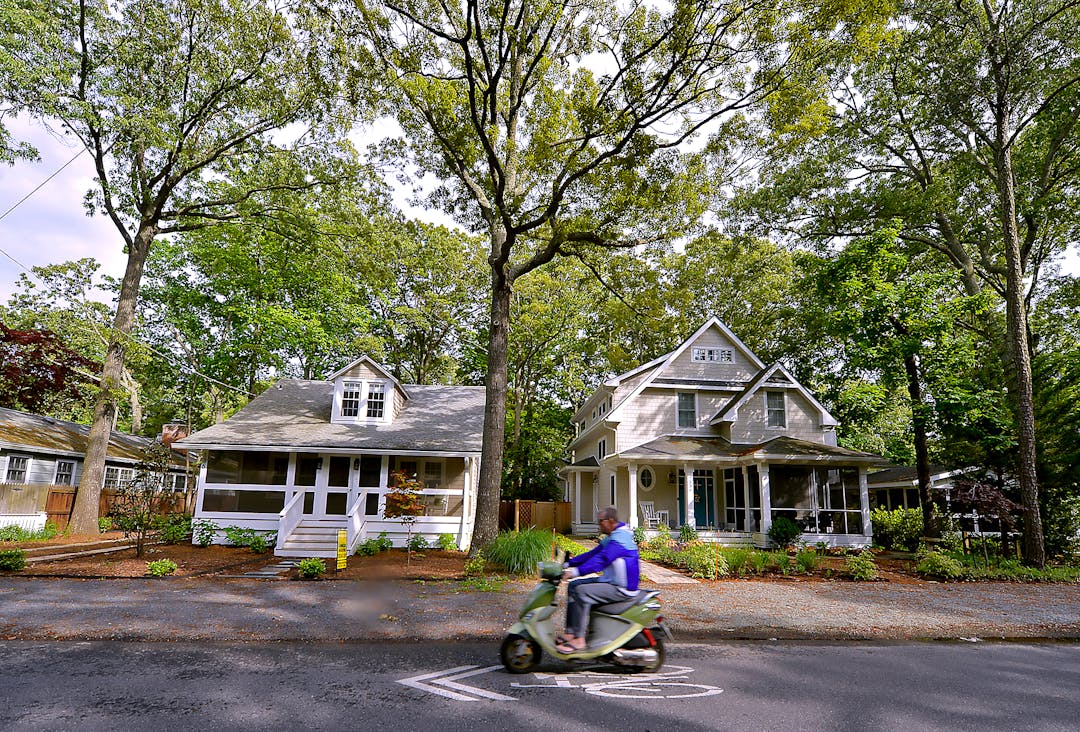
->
<box><xmin>0</xmin><ymin>324</ymin><xmax>98</xmax><ymax>414</ymax></box>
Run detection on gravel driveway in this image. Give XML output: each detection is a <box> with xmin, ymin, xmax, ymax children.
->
<box><xmin>1</xmin><ymin>576</ymin><xmax>1077</xmax><ymax>642</ymax></box>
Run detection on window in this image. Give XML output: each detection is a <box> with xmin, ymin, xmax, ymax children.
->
<box><xmin>356</xmin><ymin>456</ymin><xmax>382</xmax><ymax>487</ymax></box>
<box><xmin>677</xmin><ymin>392</ymin><xmax>696</xmax><ymax>428</ymax></box>
<box><xmin>597</xmin><ymin>439</ymin><xmax>607</xmax><ymax>460</ymax></box>
<box><xmin>766</xmin><ymin>391</ymin><xmax>786</xmax><ymax>428</ymax></box>
<box><xmin>419</xmin><ymin>493</ymin><xmax>463</xmax><ymax>517</ymax></box>
<box><xmin>104</xmin><ymin>466</ymin><xmax>134</xmax><ymax>489</ymax></box>
<box><xmin>168</xmin><ymin>473</ymin><xmax>189</xmax><ymax>492</ymax></box>
<box><xmin>206</xmin><ymin>451</ymin><xmax>289</xmax><ymax>485</ymax></box>
<box><xmin>366</xmin><ymin>382</ymin><xmax>385</xmax><ymax>419</ymax></box>
<box><xmin>610</xmin><ymin>475</ymin><xmax>617</xmax><ymax>507</ymax></box>
<box><xmin>692</xmin><ymin>347</ymin><xmax>734</xmax><ymax>363</ymax></box>
<box><xmin>202</xmin><ymin>489</ymin><xmax>286</xmax><ymax>513</ymax></box>
<box><xmin>423</xmin><ymin>461</ymin><xmax>443</xmax><ymax>489</ymax></box>
<box><xmin>341</xmin><ymin>381</ymin><xmax>362</xmax><ymax>417</ymax></box>
<box><xmin>639</xmin><ymin>466</ymin><xmax>654</xmax><ymax>492</ymax></box>
<box><xmin>54</xmin><ymin>460</ymin><xmax>75</xmax><ymax>486</ymax></box>
<box><xmin>5</xmin><ymin>455</ymin><xmax>29</xmax><ymax>483</ymax></box>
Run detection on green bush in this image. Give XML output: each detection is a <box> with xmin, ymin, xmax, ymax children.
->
<box><xmin>916</xmin><ymin>549</ymin><xmax>964</xmax><ymax>579</ymax></box>
<box><xmin>795</xmin><ymin>548</ymin><xmax>819</xmax><ymax>574</ymax></box>
<box><xmin>846</xmin><ymin>551</ymin><xmax>879</xmax><ymax>581</ymax></box>
<box><xmin>748</xmin><ymin>550</ymin><xmax>770</xmax><ymax>575</ymax></box>
<box><xmin>553</xmin><ymin>534</ymin><xmax>587</xmax><ymax>558</ymax></box>
<box><xmin>408</xmin><ymin>533</ymin><xmax>429</xmax><ymax>552</ymax></box>
<box><xmin>632</xmin><ymin>526</ymin><xmax>646</xmax><ymax>545</ymax></box>
<box><xmin>679</xmin><ymin>523</ymin><xmax>699</xmax><ymax>543</ymax></box>
<box><xmin>870</xmin><ymin>508</ymin><xmax>924</xmax><ymax>551</ymax></box>
<box><xmin>153</xmin><ymin>514</ymin><xmax>191</xmax><ymax>544</ymax></box>
<box><xmin>0</xmin><ymin>525</ymin><xmax>26</xmax><ymax>542</ymax></box>
<box><xmin>297</xmin><ymin>557</ymin><xmax>326</xmax><ymax>579</ymax></box>
<box><xmin>223</xmin><ymin>526</ymin><xmax>275</xmax><ymax>554</ymax></box>
<box><xmin>146</xmin><ymin>558</ymin><xmax>178</xmax><ymax>576</ymax></box>
<box><xmin>192</xmin><ymin>519</ymin><xmax>217</xmax><ymax>547</ymax></box>
<box><xmin>355</xmin><ymin>536</ymin><xmax>385</xmax><ymax>556</ymax></box>
<box><xmin>766</xmin><ymin>550</ymin><xmax>792</xmax><ymax>574</ymax></box>
<box><xmin>724</xmin><ymin>547</ymin><xmax>751</xmax><ymax>577</ymax></box>
<box><xmin>485</xmin><ymin>529</ymin><xmax>553</xmax><ymax>575</ymax></box>
<box><xmin>0</xmin><ymin>548</ymin><xmax>27</xmax><ymax>571</ymax></box>
<box><xmin>98</xmin><ymin>517</ymin><xmax>115</xmax><ymax>533</ymax></box>
<box><xmin>641</xmin><ymin>530</ymin><xmax>677</xmax><ymax>564</ymax></box>
<box><xmin>463</xmin><ymin>552</ymin><xmax>486</xmax><ymax>578</ymax></box>
<box><xmin>0</xmin><ymin>522</ymin><xmax>59</xmax><ymax>543</ymax></box>
<box><xmin>437</xmin><ymin>533</ymin><xmax>458</xmax><ymax>551</ymax></box>
<box><xmin>767</xmin><ymin>516</ymin><xmax>801</xmax><ymax>548</ymax></box>
<box><xmin>375</xmin><ymin>532</ymin><xmax>393</xmax><ymax>552</ymax></box>
<box><xmin>675</xmin><ymin>542</ymin><xmax>728</xmax><ymax>579</ymax></box>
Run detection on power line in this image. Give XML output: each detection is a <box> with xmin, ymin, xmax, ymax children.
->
<box><xmin>0</xmin><ymin>147</ymin><xmax>87</xmax><ymax>223</ymax></box>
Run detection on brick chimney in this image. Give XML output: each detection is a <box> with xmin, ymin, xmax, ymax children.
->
<box><xmin>160</xmin><ymin>423</ymin><xmax>190</xmax><ymax>448</ymax></box>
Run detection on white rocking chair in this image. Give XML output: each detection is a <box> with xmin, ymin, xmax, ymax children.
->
<box><xmin>639</xmin><ymin>501</ymin><xmax>660</xmax><ymax>530</ymax></box>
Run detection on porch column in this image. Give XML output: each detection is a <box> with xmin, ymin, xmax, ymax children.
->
<box><xmin>683</xmin><ymin>464</ymin><xmax>696</xmax><ymax>529</ymax></box>
<box><xmin>759</xmin><ymin>463</ymin><xmax>772</xmax><ymax>536</ymax></box>
<box><xmin>741</xmin><ymin>465</ymin><xmax>751</xmax><ymax>531</ymax></box>
<box><xmin>858</xmin><ymin>467</ymin><xmax>872</xmax><ymax>537</ymax></box>
<box><xmin>628</xmin><ymin>464</ymin><xmax>639</xmax><ymax>529</ymax></box>
<box><xmin>574</xmin><ymin>472</ymin><xmax>582</xmax><ymax>526</ymax></box>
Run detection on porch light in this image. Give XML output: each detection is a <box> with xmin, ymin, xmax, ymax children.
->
<box><xmin>353</xmin><ymin>458</ymin><xmax>360</xmax><ymax>470</ymax></box>
<box><xmin>668</xmin><ymin>472</ymin><xmax>676</xmax><ymax>483</ymax></box>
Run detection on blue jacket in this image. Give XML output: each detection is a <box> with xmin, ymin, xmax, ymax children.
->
<box><xmin>567</xmin><ymin>522</ymin><xmax>640</xmax><ymax>594</ymax></box>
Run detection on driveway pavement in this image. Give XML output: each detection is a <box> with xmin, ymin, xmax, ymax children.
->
<box><xmin>1</xmin><ymin>576</ymin><xmax>1077</xmax><ymax>642</ymax></box>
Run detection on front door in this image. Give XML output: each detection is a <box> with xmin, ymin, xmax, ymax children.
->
<box><xmin>677</xmin><ymin>470</ymin><xmax>716</xmax><ymax>528</ymax></box>
<box><xmin>296</xmin><ymin>453</ymin><xmax>352</xmax><ymax>518</ymax></box>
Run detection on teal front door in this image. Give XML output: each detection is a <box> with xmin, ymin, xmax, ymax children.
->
<box><xmin>677</xmin><ymin>470</ymin><xmax>716</xmax><ymax>527</ymax></box>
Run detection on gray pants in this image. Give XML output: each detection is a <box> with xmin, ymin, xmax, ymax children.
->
<box><xmin>566</xmin><ymin>577</ymin><xmax>632</xmax><ymax>638</ymax></box>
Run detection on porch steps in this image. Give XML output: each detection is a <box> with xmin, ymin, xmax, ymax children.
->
<box><xmin>276</xmin><ymin>519</ymin><xmax>345</xmax><ymax>559</ymax></box>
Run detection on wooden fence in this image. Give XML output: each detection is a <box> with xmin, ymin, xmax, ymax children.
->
<box><xmin>499</xmin><ymin>500</ymin><xmax>572</xmax><ymax>534</ymax></box>
<box><xmin>43</xmin><ymin>487</ymin><xmax>187</xmax><ymax>532</ymax></box>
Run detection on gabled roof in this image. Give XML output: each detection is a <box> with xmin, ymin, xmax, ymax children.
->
<box><xmin>175</xmin><ymin>380</ymin><xmax>485</xmax><ymax>454</ymax></box>
<box><xmin>609</xmin><ymin>317</ymin><xmax>765</xmax><ymax>422</ymax></box>
<box><xmin>0</xmin><ymin>407</ymin><xmax>187</xmax><ymax>467</ymax></box>
<box><xmin>326</xmin><ymin>356</ymin><xmax>411</xmax><ymax>400</ymax></box>
<box><xmin>611</xmin><ymin>434</ymin><xmax>885</xmax><ymax>465</ymax></box>
<box><xmin>709</xmin><ymin>362</ymin><xmax>838</xmax><ymax>427</ymax></box>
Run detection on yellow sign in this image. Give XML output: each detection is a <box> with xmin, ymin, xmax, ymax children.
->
<box><xmin>337</xmin><ymin>529</ymin><xmax>347</xmax><ymax>571</ymax></box>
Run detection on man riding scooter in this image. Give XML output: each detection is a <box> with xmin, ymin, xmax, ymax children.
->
<box><xmin>556</xmin><ymin>506</ymin><xmax>640</xmax><ymax>653</ymax></box>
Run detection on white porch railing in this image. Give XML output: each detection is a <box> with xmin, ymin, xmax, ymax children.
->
<box><xmin>346</xmin><ymin>492</ymin><xmax>368</xmax><ymax>554</ymax></box>
<box><xmin>0</xmin><ymin>512</ymin><xmax>46</xmax><ymax>532</ymax></box>
<box><xmin>275</xmin><ymin>490</ymin><xmax>305</xmax><ymax>553</ymax></box>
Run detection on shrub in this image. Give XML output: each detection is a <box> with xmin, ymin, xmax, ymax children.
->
<box><xmin>153</xmin><ymin>514</ymin><xmax>191</xmax><ymax>544</ymax></box>
<box><xmin>191</xmin><ymin>519</ymin><xmax>217</xmax><ymax>547</ymax></box>
<box><xmin>0</xmin><ymin>549</ymin><xmax>27</xmax><ymax>571</ymax></box>
<box><xmin>767</xmin><ymin>516</ymin><xmax>801</xmax><ymax>548</ymax></box>
<box><xmin>846</xmin><ymin>551</ymin><xmax>879</xmax><ymax>581</ymax></box>
<box><xmin>297</xmin><ymin>557</ymin><xmax>326</xmax><ymax>579</ymax></box>
<box><xmin>675</xmin><ymin>542</ymin><xmax>728</xmax><ymax>579</ymax></box>
<box><xmin>553</xmin><ymin>534</ymin><xmax>587</xmax><ymax>557</ymax></box>
<box><xmin>463</xmin><ymin>552</ymin><xmax>486</xmax><ymax>578</ymax></box>
<box><xmin>355</xmin><ymin>536</ymin><xmax>385</xmax><ymax>556</ymax></box>
<box><xmin>796</xmin><ymin>548</ymin><xmax>819</xmax><ymax>574</ymax></box>
<box><xmin>408</xmin><ymin>533</ymin><xmax>429</xmax><ymax>552</ymax></box>
<box><xmin>870</xmin><ymin>508</ymin><xmax>924</xmax><ymax>551</ymax></box>
<box><xmin>437</xmin><ymin>533</ymin><xmax>458</xmax><ymax>551</ymax></box>
<box><xmin>679</xmin><ymin>523</ymin><xmax>699</xmax><ymax>543</ymax></box>
<box><xmin>146</xmin><ymin>558</ymin><xmax>178</xmax><ymax>577</ymax></box>
<box><xmin>632</xmin><ymin>526</ymin><xmax>646</xmax><ymax>546</ymax></box>
<box><xmin>766</xmin><ymin>550</ymin><xmax>791</xmax><ymax>574</ymax></box>
<box><xmin>375</xmin><ymin>532</ymin><xmax>393</xmax><ymax>552</ymax></box>
<box><xmin>748</xmin><ymin>550</ymin><xmax>769</xmax><ymax>575</ymax></box>
<box><xmin>223</xmin><ymin>526</ymin><xmax>275</xmax><ymax>553</ymax></box>
<box><xmin>98</xmin><ymin>517</ymin><xmax>115</xmax><ymax>533</ymax></box>
<box><xmin>641</xmin><ymin>529</ymin><xmax>677</xmax><ymax>564</ymax></box>
<box><xmin>0</xmin><ymin>525</ymin><xmax>26</xmax><ymax>542</ymax></box>
<box><xmin>485</xmin><ymin>529</ymin><xmax>553</xmax><ymax>575</ymax></box>
<box><xmin>724</xmin><ymin>547</ymin><xmax>751</xmax><ymax>577</ymax></box>
<box><xmin>916</xmin><ymin>549</ymin><xmax>964</xmax><ymax>579</ymax></box>
<box><xmin>0</xmin><ymin>523</ymin><xmax>59</xmax><ymax>543</ymax></box>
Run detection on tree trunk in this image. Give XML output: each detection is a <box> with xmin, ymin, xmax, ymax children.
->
<box><xmin>471</xmin><ymin>263</ymin><xmax>513</xmax><ymax>555</ymax></box>
<box><xmin>995</xmin><ymin>130</ymin><xmax>1046</xmax><ymax>568</ymax></box>
<box><xmin>67</xmin><ymin>224</ymin><xmax>155</xmax><ymax>535</ymax></box>
<box><xmin>903</xmin><ymin>353</ymin><xmax>937</xmax><ymax>538</ymax></box>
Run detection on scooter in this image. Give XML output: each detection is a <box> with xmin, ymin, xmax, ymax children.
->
<box><xmin>499</xmin><ymin>552</ymin><xmax>671</xmax><ymax>674</ymax></box>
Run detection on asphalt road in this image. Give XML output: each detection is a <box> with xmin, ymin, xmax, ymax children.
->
<box><xmin>0</xmin><ymin>640</ymin><xmax>1077</xmax><ymax>731</ymax></box>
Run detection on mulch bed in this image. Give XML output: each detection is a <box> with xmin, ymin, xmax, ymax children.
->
<box><xmin>301</xmin><ymin>550</ymin><xmax>469</xmax><ymax>581</ymax></box>
<box><xmin>9</xmin><ymin>543</ymin><xmax>273</xmax><ymax>578</ymax></box>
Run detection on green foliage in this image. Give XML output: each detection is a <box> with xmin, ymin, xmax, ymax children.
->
<box><xmin>460</xmin><ymin>575</ymin><xmax>507</xmax><ymax>592</ymax></box>
<box><xmin>552</xmin><ymin>534</ymin><xmax>586</xmax><ymax>558</ymax></box>
<box><xmin>679</xmin><ymin>524</ymin><xmax>699</xmax><ymax>543</ymax></box>
<box><xmin>632</xmin><ymin>526</ymin><xmax>646</xmax><ymax>546</ymax></box>
<box><xmin>766</xmin><ymin>551</ymin><xmax>792</xmax><ymax>575</ymax></box>
<box><xmin>0</xmin><ymin>549</ymin><xmax>27</xmax><ymax>571</ymax></box>
<box><xmin>296</xmin><ymin>557</ymin><xmax>326</xmax><ymax>579</ymax></box>
<box><xmin>408</xmin><ymin>533</ymin><xmax>429</xmax><ymax>552</ymax></box>
<box><xmin>153</xmin><ymin>513</ymin><xmax>191</xmax><ymax>544</ymax></box>
<box><xmin>916</xmin><ymin>549</ymin><xmax>964</xmax><ymax>580</ymax></box>
<box><xmin>485</xmin><ymin>529</ymin><xmax>554</xmax><ymax>576</ymax></box>
<box><xmin>146</xmin><ymin>558</ymin><xmax>178</xmax><ymax>577</ymax></box>
<box><xmin>192</xmin><ymin>519</ymin><xmax>217</xmax><ymax>547</ymax></box>
<box><xmin>846</xmin><ymin>551</ymin><xmax>879</xmax><ymax>581</ymax></box>
<box><xmin>870</xmin><ymin>508</ymin><xmax>924</xmax><ymax>552</ymax></box>
<box><xmin>110</xmin><ymin>442</ymin><xmax>177</xmax><ymax>557</ymax></box>
<box><xmin>355</xmin><ymin>532</ymin><xmax>394</xmax><ymax>556</ymax></box>
<box><xmin>223</xmin><ymin>526</ymin><xmax>276</xmax><ymax>554</ymax></box>
<box><xmin>98</xmin><ymin>517</ymin><xmax>114</xmax><ymax>533</ymax></box>
<box><xmin>767</xmin><ymin>517</ymin><xmax>802</xmax><ymax>548</ymax></box>
<box><xmin>795</xmin><ymin>549</ymin><xmax>819</xmax><ymax>574</ymax></box>
<box><xmin>675</xmin><ymin>542</ymin><xmax>729</xmax><ymax>580</ymax></box>
<box><xmin>463</xmin><ymin>552</ymin><xmax>486</xmax><ymax>578</ymax></box>
<box><xmin>437</xmin><ymin>533</ymin><xmax>458</xmax><ymax>551</ymax></box>
<box><xmin>0</xmin><ymin>522</ymin><xmax>59</xmax><ymax>543</ymax></box>
<box><xmin>641</xmin><ymin>526</ymin><xmax>677</xmax><ymax>564</ymax></box>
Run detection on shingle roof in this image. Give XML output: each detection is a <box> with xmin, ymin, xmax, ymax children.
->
<box><xmin>174</xmin><ymin>380</ymin><xmax>486</xmax><ymax>453</ymax></box>
<box><xmin>0</xmin><ymin>406</ymin><xmax>186</xmax><ymax>466</ymax></box>
<box><xmin>867</xmin><ymin>465</ymin><xmax>959</xmax><ymax>485</ymax></box>
<box><xmin>614</xmin><ymin>434</ymin><xmax>886</xmax><ymax>464</ymax></box>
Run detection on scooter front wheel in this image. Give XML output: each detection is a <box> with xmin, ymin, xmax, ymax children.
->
<box><xmin>500</xmin><ymin>633</ymin><xmax>541</xmax><ymax>674</ymax></box>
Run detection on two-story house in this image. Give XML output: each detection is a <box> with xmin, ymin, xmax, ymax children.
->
<box><xmin>175</xmin><ymin>357</ymin><xmax>485</xmax><ymax>556</ymax></box>
<box><xmin>564</xmin><ymin>318</ymin><xmax>887</xmax><ymax>547</ymax></box>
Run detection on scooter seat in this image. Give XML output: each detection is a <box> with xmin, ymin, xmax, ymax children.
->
<box><xmin>594</xmin><ymin>589</ymin><xmax>659</xmax><ymax>615</ymax></box>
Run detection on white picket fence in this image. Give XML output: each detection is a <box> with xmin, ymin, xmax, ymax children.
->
<box><xmin>0</xmin><ymin>512</ymin><xmax>47</xmax><ymax>532</ymax></box>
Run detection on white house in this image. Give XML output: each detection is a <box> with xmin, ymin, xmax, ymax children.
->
<box><xmin>563</xmin><ymin>317</ymin><xmax>888</xmax><ymax>547</ymax></box>
<box><xmin>175</xmin><ymin>357</ymin><xmax>485</xmax><ymax>557</ymax></box>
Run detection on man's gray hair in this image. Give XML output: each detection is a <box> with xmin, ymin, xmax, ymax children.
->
<box><xmin>597</xmin><ymin>506</ymin><xmax>619</xmax><ymax>522</ymax></box>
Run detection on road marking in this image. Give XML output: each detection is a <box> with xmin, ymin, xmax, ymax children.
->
<box><xmin>585</xmin><ymin>681</ymin><xmax>723</xmax><ymax>699</ymax></box>
<box><xmin>397</xmin><ymin>665</ymin><xmax>514</xmax><ymax>702</ymax></box>
<box><xmin>511</xmin><ymin>665</ymin><xmax>723</xmax><ymax>699</ymax></box>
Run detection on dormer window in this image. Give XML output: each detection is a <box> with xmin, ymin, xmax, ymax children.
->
<box><xmin>692</xmin><ymin>347</ymin><xmax>733</xmax><ymax>363</ymax></box>
<box><xmin>333</xmin><ymin>379</ymin><xmax>391</xmax><ymax>424</ymax></box>
<box><xmin>767</xmin><ymin>391</ymin><xmax>787</xmax><ymax>428</ymax></box>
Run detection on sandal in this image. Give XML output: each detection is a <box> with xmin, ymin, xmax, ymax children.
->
<box><xmin>554</xmin><ymin>633</ymin><xmax>574</xmax><ymax>645</ymax></box>
<box><xmin>555</xmin><ymin>639</ymin><xmax>586</xmax><ymax>654</ymax></box>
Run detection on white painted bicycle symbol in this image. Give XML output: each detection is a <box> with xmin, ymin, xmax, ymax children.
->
<box><xmin>511</xmin><ymin>664</ymin><xmax>723</xmax><ymax>699</ymax></box>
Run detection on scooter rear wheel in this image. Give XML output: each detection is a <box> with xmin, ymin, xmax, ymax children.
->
<box><xmin>625</xmin><ymin>635</ymin><xmax>665</xmax><ymax>674</ymax></box>
<box><xmin>500</xmin><ymin>634</ymin><xmax>541</xmax><ymax>674</ymax></box>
